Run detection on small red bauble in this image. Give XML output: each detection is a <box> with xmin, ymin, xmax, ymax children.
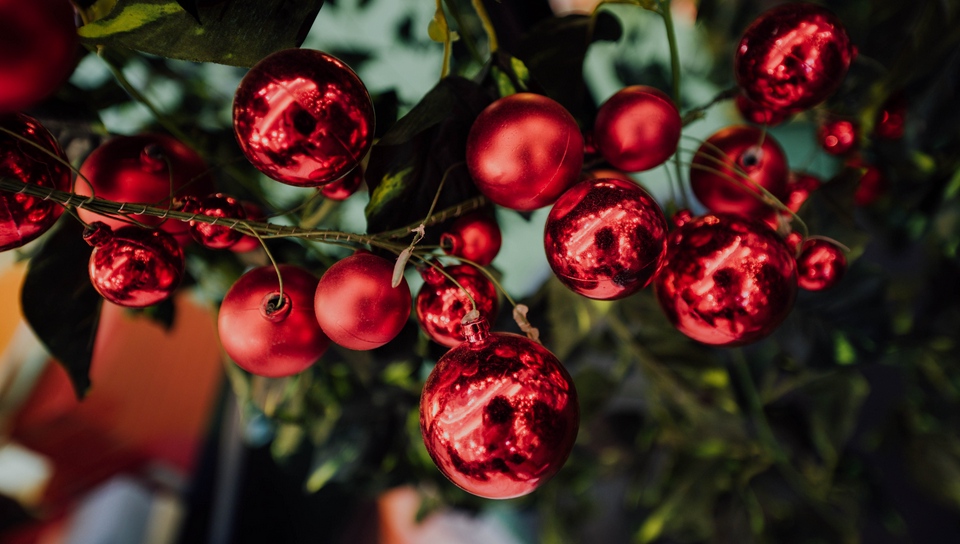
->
<box><xmin>735</xmin><ymin>3</ymin><xmax>855</xmax><ymax>112</ymax></box>
<box><xmin>689</xmin><ymin>126</ymin><xmax>789</xmax><ymax>218</ymax></box>
<box><xmin>84</xmin><ymin>222</ymin><xmax>185</xmax><ymax>308</ymax></box>
<box><xmin>784</xmin><ymin>231</ymin><xmax>804</xmax><ymax>255</ymax></box>
<box><xmin>796</xmin><ymin>238</ymin><xmax>846</xmax><ymax>291</ymax></box>
<box><xmin>785</xmin><ymin>171</ymin><xmax>822</xmax><ymax>213</ymax></box>
<box><xmin>320</xmin><ymin>165</ymin><xmax>364</xmax><ymax>201</ymax></box>
<box><xmin>233</xmin><ymin>49</ymin><xmax>374</xmax><ymax>187</ymax></box>
<box><xmin>466</xmin><ymin>93</ymin><xmax>584</xmax><ymax>211</ymax></box>
<box><xmin>0</xmin><ymin>0</ymin><xmax>78</xmax><ymax>113</ymax></box>
<box><xmin>218</xmin><ymin>265</ymin><xmax>330</xmax><ymax>377</ymax></box>
<box><xmin>850</xmin><ymin>160</ymin><xmax>887</xmax><ymax>206</ymax></box>
<box><xmin>544</xmin><ymin>177</ymin><xmax>667</xmax><ymax>300</ymax></box>
<box><xmin>440</xmin><ymin>211</ymin><xmax>502</xmax><ymax>266</ymax></box>
<box><xmin>230</xmin><ymin>202</ymin><xmax>266</xmax><ymax>253</ymax></box>
<box><xmin>875</xmin><ymin>92</ymin><xmax>906</xmax><ymax>140</ymax></box>
<box><xmin>314</xmin><ymin>252</ymin><xmax>412</xmax><ymax>350</ymax></box>
<box><xmin>419</xmin><ymin>317</ymin><xmax>579</xmax><ymax>499</ymax></box>
<box><xmin>76</xmin><ymin>134</ymin><xmax>214</xmax><ymax>245</ymax></box>
<box><xmin>186</xmin><ymin>193</ymin><xmax>246</xmax><ymax>249</ymax></box>
<box><xmin>654</xmin><ymin>213</ymin><xmax>798</xmax><ymax>346</ymax></box>
<box><xmin>415</xmin><ymin>264</ymin><xmax>499</xmax><ymax>348</ymax></box>
<box><xmin>818</xmin><ymin>118</ymin><xmax>857</xmax><ymax>155</ymax></box>
<box><xmin>0</xmin><ymin>113</ymin><xmax>71</xmax><ymax>252</ymax></box>
<box><xmin>593</xmin><ymin>85</ymin><xmax>681</xmax><ymax>172</ymax></box>
<box><xmin>735</xmin><ymin>92</ymin><xmax>791</xmax><ymax>126</ymax></box>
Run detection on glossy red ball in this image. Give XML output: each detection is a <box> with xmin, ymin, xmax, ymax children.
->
<box><xmin>440</xmin><ymin>211</ymin><xmax>502</xmax><ymax>266</ymax></box>
<box><xmin>320</xmin><ymin>165</ymin><xmax>364</xmax><ymax>201</ymax></box>
<box><xmin>233</xmin><ymin>49</ymin><xmax>374</xmax><ymax>187</ymax></box>
<box><xmin>420</xmin><ymin>318</ymin><xmax>579</xmax><ymax>499</ymax></box>
<box><xmin>689</xmin><ymin>126</ymin><xmax>789</xmax><ymax>218</ymax></box>
<box><xmin>654</xmin><ymin>213</ymin><xmax>798</xmax><ymax>346</ymax></box>
<box><xmin>0</xmin><ymin>113</ymin><xmax>71</xmax><ymax>252</ymax></box>
<box><xmin>735</xmin><ymin>92</ymin><xmax>791</xmax><ymax>126</ymax></box>
<box><xmin>415</xmin><ymin>264</ymin><xmax>499</xmax><ymax>348</ymax></box>
<box><xmin>545</xmin><ymin>177</ymin><xmax>667</xmax><ymax>300</ymax></box>
<box><xmin>466</xmin><ymin>93</ymin><xmax>584</xmax><ymax>211</ymax></box>
<box><xmin>850</xmin><ymin>159</ymin><xmax>887</xmax><ymax>206</ymax></box>
<box><xmin>796</xmin><ymin>239</ymin><xmax>846</xmax><ymax>291</ymax></box>
<box><xmin>0</xmin><ymin>0</ymin><xmax>78</xmax><ymax>113</ymax></box>
<box><xmin>875</xmin><ymin>93</ymin><xmax>906</xmax><ymax>140</ymax></box>
<box><xmin>735</xmin><ymin>3</ymin><xmax>855</xmax><ymax>112</ymax></box>
<box><xmin>818</xmin><ymin>118</ymin><xmax>857</xmax><ymax>155</ymax></box>
<box><xmin>187</xmin><ymin>193</ymin><xmax>246</xmax><ymax>249</ymax></box>
<box><xmin>314</xmin><ymin>252</ymin><xmax>412</xmax><ymax>350</ymax></box>
<box><xmin>85</xmin><ymin>223</ymin><xmax>185</xmax><ymax>308</ymax></box>
<box><xmin>218</xmin><ymin>265</ymin><xmax>330</xmax><ymax>377</ymax></box>
<box><xmin>593</xmin><ymin>85</ymin><xmax>681</xmax><ymax>172</ymax></box>
<box><xmin>785</xmin><ymin>171</ymin><xmax>822</xmax><ymax>213</ymax></box>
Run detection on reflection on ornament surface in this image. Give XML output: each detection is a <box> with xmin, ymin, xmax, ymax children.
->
<box><xmin>416</xmin><ymin>264</ymin><xmax>499</xmax><ymax>348</ymax></box>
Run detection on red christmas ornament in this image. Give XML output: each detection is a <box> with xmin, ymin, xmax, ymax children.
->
<box><xmin>593</xmin><ymin>85</ymin><xmax>681</xmax><ymax>172</ymax></box>
<box><xmin>784</xmin><ymin>231</ymin><xmax>804</xmax><ymax>255</ymax></box>
<box><xmin>583</xmin><ymin>168</ymin><xmax>632</xmax><ymax>182</ymax></box>
<box><xmin>796</xmin><ymin>238</ymin><xmax>846</xmax><ymax>291</ymax></box>
<box><xmin>76</xmin><ymin>134</ymin><xmax>214</xmax><ymax>245</ymax></box>
<box><xmin>320</xmin><ymin>165</ymin><xmax>364</xmax><ymax>201</ymax></box>
<box><xmin>415</xmin><ymin>264</ymin><xmax>499</xmax><ymax>348</ymax></box>
<box><xmin>440</xmin><ymin>211</ymin><xmax>502</xmax><ymax>266</ymax></box>
<box><xmin>818</xmin><ymin>118</ymin><xmax>857</xmax><ymax>155</ymax></box>
<box><xmin>314</xmin><ymin>252</ymin><xmax>412</xmax><ymax>350</ymax></box>
<box><xmin>672</xmin><ymin>208</ymin><xmax>694</xmax><ymax>228</ymax></box>
<box><xmin>785</xmin><ymin>171</ymin><xmax>822</xmax><ymax>213</ymax></box>
<box><xmin>875</xmin><ymin>92</ymin><xmax>906</xmax><ymax>140</ymax></box>
<box><xmin>230</xmin><ymin>202</ymin><xmax>266</xmax><ymax>253</ymax></box>
<box><xmin>544</xmin><ymin>177</ymin><xmax>668</xmax><ymax>300</ymax></box>
<box><xmin>233</xmin><ymin>49</ymin><xmax>374</xmax><ymax>187</ymax></box>
<box><xmin>654</xmin><ymin>213</ymin><xmax>798</xmax><ymax>346</ymax></box>
<box><xmin>419</xmin><ymin>317</ymin><xmax>579</xmax><ymax>499</ymax></box>
<box><xmin>689</xmin><ymin>126</ymin><xmax>789</xmax><ymax>218</ymax></box>
<box><xmin>850</xmin><ymin>159</ymin><xmax>887</xmax><ymax>206</ymax></box>
<box><xmin>466</xmin><ymin>93</ymin><xmax>584</xmax><ymax>211</ymax></box>
<box><xmin>186</xmin><ymin>193</ymin><xmax>246</xmax><ymax>249</ymax></box>
<box><xmin>84</xmin><ymin>222</ymin><xmax>185</xmax><ymax>308</ymax></box>
<box><xmin>735</xmin><ymin>3</ymin><xmax>855</xmax><ymax>112</ymax></box>
<box><xmin>735</xmin><ymin>92</ymin><xmax>791</xmax><ymax>126</ymax></box>
<box><xmin>0</xmin><ymin>113</ymin><xmax>71</xmax><ymax>252</ymax></box>
<box><xmin>0</xmin><ymin>0</ymin><xmax>78</xmax><ymax>113</ymax></box>
<box><xmin>218</xmin><ymin>265</ymin><xmax>329</xmax><ymax>377</ymax></box>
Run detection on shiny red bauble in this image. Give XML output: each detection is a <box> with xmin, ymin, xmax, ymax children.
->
<box><xmin>875</xmin><ymin>93</ymin><xmax>906</xmax><ymax>140</ymax></box>
<box><xmin>84</xmin><ymin>222</ymin><xmax>185</xmax><ymax>308</ymax></box>
<box><xmin>466</xmin><ymin>93</ymin><xmax>584</xmax><ymax>211</ymax></box>
<box><xmin>415</xmin><ymin>264</ymin><xmax>499</xmax><ymax>348</ymax></box>
<box><xmin>0</xmin><ymin>0</ymin><xmax>78</xmax><ymax>113</ymax></box>
<box><xmin>218</xmin><ymin>265</ymin><xmax>330</xmax><ymax>377</ymax></box>
<box><xmin>818</xmin><ymin>118</ymin><xmax>857</xmax><ymax>155</ymax></box>
<box><xmin>545</xmin><ymin>177</ymin><xmax>667</xmax><ymax>300</ymax></box>
<box><xmin>735</xmin><ymin>3</ymin><xmax>855</xmax><ymax>112</ymax></box>
<box><xmin>320</xmin><ymin>166</ymin><xmax>364</xmax><ymax>201</ymax></box>
<box><xmin>233</xmin><ymin>49</ymin><xmax>374</xmax><ymax>187</ymax></box>
<box><xmin>785</xmin><ymin>171</ymin><xmax>822</xmax><ymax>213</ymax></box>
<box><xmin>593</xmin><ymin>85</ymin><xmax>681</xmax><ymax>172</ymax></box>
<box><xmin>0</xmin><ymin>113</ymin><xmax>71</xmax><ymax>252</ymax></box>
<box><xmin>796</xmin><ymin>238</ymin><xmax>846</xmax><ymax>291</ymax></box>
<box><xmin>440</xmin><ymin>211</ymin><xmax>502</xmax><ymax>266</ymax></box>
<box><xmin>654</xmin><ymin>213</ymin><xmax>798</xmax><ymax>346</ymax></box>
<box><xmin>419</xmin><ymin>318</ymin><xmax>579</xmax><ymax>499</ymax></box>
<box><xmin>735</xmin><ymin>92</ymin><xmax>791</xmax><ymax>126</ymax></box>
<box><xmin>76</xmin><ymin>134</ymin><xmax>214</xmax><ymax>244</ymax></box>
<box><xmin>850</xmin><ymin>159</ymin><xmax>887</xmax><ymax>206</ymax></box>
<box><xmin>314</xmin><ymin>252</ymin><xmax>412</xmax><ymax>350</ymax></box>
<box><xmin>689</xmin><ymin>126</ymin><xmax>789</xmax><ymax>218</ymax></box>
<box><xmin>186</xmin><ymin>193</ymin><xmax>246</xmax><ymax>249</ymax></box>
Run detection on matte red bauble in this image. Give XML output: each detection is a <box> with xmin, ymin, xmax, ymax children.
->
<box><xmin>415</xmin><ymin>264</ymin><xmax>499</xmax><ymax>348</ymax></box>
<box><xmin>593</xmin><ymin>85</ymin><xmax>681</xmax><ymax>172</ymax></box>
<box><xmin>735</xmin><ymin>93</ymin><xmax>791</xmax><ymax>126</ymax></box>
<box><xmin>466</xmin><ymin>93</ymin><xmax>584</xmax><ymax>211</ymax></box>
<box><xmin>0</xmin><ymin>113</ymin><xmax>71</xmax><ymax>252</ymax></box>
<box><xmin>233</xmin><ymin>49</ymin><xmax>374</xmax><ymax>187</ymax></box>
<box><xmin>419</xmin><ymin>318</ymin><xmax>579</xmax><ymax>499</ymax></box>
<box><xmin>320</xmin><ymin>166</ymin><xmax>364</xmax><ymax>201</ymax></box>
<box><xmin>230</xmin><ymin>202</ymin><xmax>265</xmax><ymax>253</ymax></box>
<box><xmin>785</xmin><ymin>172</ymin><xmax>822</xmax><ymax>213</ymax></box>
<box><xmin>187</xmin><ymin>193</ymin><xmax>246</xmax><ymax>249</ymax></box>
<box><xmin>76</xmin><ymin>134</ymin><xmax>214</xmax><ymax>244</ymax></box>
<box><xmin>440</xmin><ymin>211</ymin><xmax>502</xmax><ymax>266</ymax></box>
<box><xmin>689</xmin><ymin>126</ymin><xmax>789</xmax><ymax>218</ymax></box>
<box><xmin>0</xmin><ymin>0</ymin><xmax>78</xmax><ymax>113</ymax></box>
<box><xmin>735</xmin><ymin>3</ymin><xmax>855</xmax><ymax>112</ymax></box>
<box><xmin>218</xmin><ymin>265</ymin><xmax>330</xmax><ymax>377</ymax></box>
<box><xmin>654</xmin><ymin>214</ymin><xmax>798</xmax><ymax>346</ymax></box>
<box><xmin>818</xmin><ymin>118</ymin><xmax>857</xmax><ymax>155</ymax></box>
<box><xmin>796</xmin><ymin>239</ymin><xmax>846</xmax><ymax>291</ymax></box>
<box><xmin>875</xmin><ymin>93</ymin><xmax>906</xmax><ymax>140</ymax></box>
<box><xmin>545</xmin><ymin>177</ymin><xmax>667</xmax><ymax>300</ymax></box>
<box><xmin>84</xmin><ymin>222</ymin><xmax>185</xmax><ymax>308</ymax></box>
<box><xmin>314</xmin><ymin>252</ymin><xmax>412</xmax><ymax>350</ymax></box>
<box><xmin>850</xmin><ymin>160</ymin><xmax>886</xmax><ymax>206</ymax></box>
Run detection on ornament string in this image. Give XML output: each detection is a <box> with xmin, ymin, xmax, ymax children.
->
<box><xmin>470</xmin><ymin>0</ymin><xmax>498</xmax><ymax>53</ymax></box>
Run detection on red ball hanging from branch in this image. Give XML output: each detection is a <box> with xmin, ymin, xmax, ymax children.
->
<box><xmin>184</xmin><ymin>193</ymin><xmax>247</xmax><ymax>250</ymax></box>
<box><xmin>818</xmin><ymin>118</ymin><xmax>858</xmax><ymax>156</ymax></box>
<box><xmin>796</xmin><ymin>239</ymin><xmax>847</xmax><ymax>291</ymax></box>
<box><xmin>592</xmin><ymin>85</ymin><xmax>681</xmax><ymax>172</ymax></box>
<box><xmin>415</xmin><ymin>264</ymin><xmax>499</xmax><ymax>348</ymax></box>
<box><xmin>440</xmin><ymin>211</ymin><xmax>502</xmax><ymax>266</ymax></box>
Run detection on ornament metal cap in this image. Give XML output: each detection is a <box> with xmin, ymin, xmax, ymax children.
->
<box><xmin>461</xmin><ymin>313</ymin><xmax>488</xmax><ymax>344</ymax></box>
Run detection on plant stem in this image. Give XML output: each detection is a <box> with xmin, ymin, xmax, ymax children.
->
<box><xmin>374</xmin><ymin>195</ymin><xmax>489</xmax><ymax>239</ymax></box>
<box><xmin>471</xmin><ymin>0</ymin><xmax>498</xmax><ymax>53</ymax></box>
<box><xmin>660</xmin><ymin>0</ymin><xmax>681</xmax><ymax>106</ymax></box>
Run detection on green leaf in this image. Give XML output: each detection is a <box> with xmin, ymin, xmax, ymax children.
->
<box><xmin>78</xmin><ymin>0</ymin><xmax>324</xmax><ymax>67</ymax></box>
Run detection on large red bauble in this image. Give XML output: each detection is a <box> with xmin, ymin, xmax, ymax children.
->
<box><xmin>314</xmin><ymin>252</ymin><xmax>412</xmax><ymax>350</ymax></box>
<box><xmin>0</xmin><ymin>0</ymin><xmax>78</xmax><ymax>113</ymax></box>
<box><xmin>218</xmin><ymin>265</ymin><xmax>329</xmax><ymax>377</ymax></box>
<box><xmin>84</xmin><ymin>222</ymin><xmax>185</xmax><ymax>308</ymax></box>
<box><xmin>440</xmin><ymin>211</ymin><xmax>502</xmax><ymax>266</ymax></box>
<box><xmin>415</xmin><ymin>264</ymin><xmax>499</xmax><ymax>348</ymax></box>
<box><xmin>419</xmin><ymin>317</ymin><xmax>579</xmax><ymax>499</ymax></box>
<box><xmin>735</xmin><ymin>3</ymin><xmax>855</xmax><ymax>112</ymax></box>
<box><xmin>796</xmin><ymin>239</ymin><xmax>846</xmax><ymax>291</ymax></box>
<box><xmin>818</xmin><ymin>118</ymin><xmax>857</xmax><ymax>156</ymax></box>
<box><xmin>186</xmin><ymin>193</ymin><xmax>246</xmax><ymax>250</ymax></box>
<box><xmin>233</xmin><ymin>49</ymin><xmax>374</xmax><ymax>187</ymax></box>
<box><xmin>320</xmin><ymin>165</ymin><xmax>364</xmax><ymax>201</ymax></box>
<box><xmin>654</xmin><ymin>213</ymin><xmax>798</xmax><ymax>346</ymax></box>
<box><xmin>689</xmin><ymin>126</ymin><xmax>789</xmax><ymax>218</ymax></box>
<box><xmin>0</xmin><ymin>113</ymin><xmax>71</xmax><ymax>252</ymax></box>
<box><xmin>593</xmin><ymin>85</ymin><xmax>681</xmax><ymax>172</ymax></box>
<box><xmin>735</xmin><ymin>92</ymin><xmax>791</xmax><ymax>126</ymax></box>
<box><xmin>76</xmin><ymin>134</ymin><xmax>214</xmax><ymax>244</ymax></box>
<box><xmin>544</xmin><ymin>177</ymin><xmax>667</xmax><ymax>300</ymax></box>
<box><xmin>466</xmin><ymin>93</ymin><xmax>584</xmax><ymax>211</ymax></box>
